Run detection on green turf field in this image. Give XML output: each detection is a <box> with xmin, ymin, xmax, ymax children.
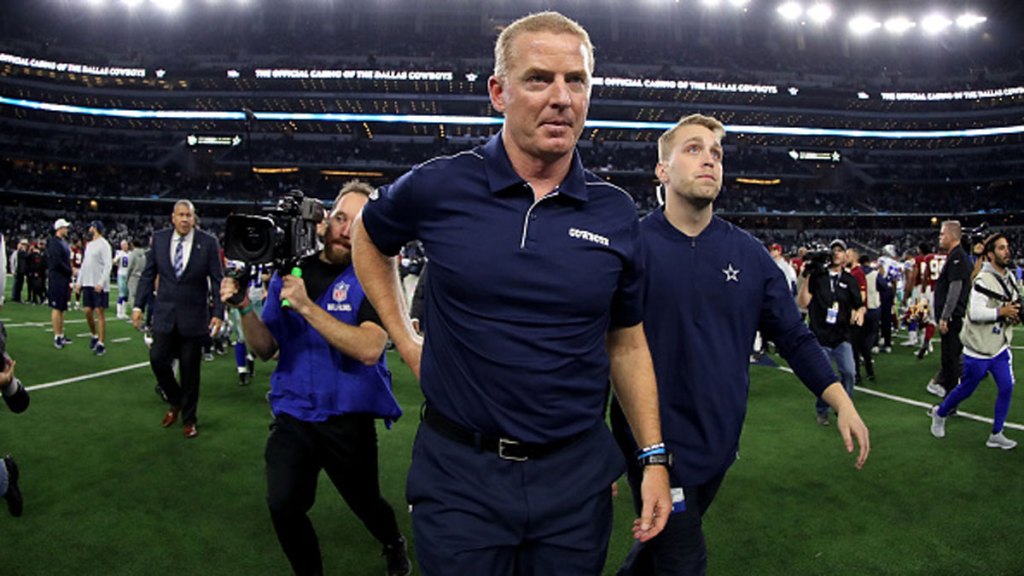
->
<box><xmin>1</xmin><ymin>283</ymin><xmax>1022</xmax><ymax>575</ymax></box>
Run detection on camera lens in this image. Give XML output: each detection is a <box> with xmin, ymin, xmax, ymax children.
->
<box><xmin>225</xmin><ymin>214</ymin><xmax>278</xmax><ymax>264</ymax></box>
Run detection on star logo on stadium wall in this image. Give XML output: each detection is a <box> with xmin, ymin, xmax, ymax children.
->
<box><xmin>722</xmin><ymin>264</ymin><xmax>740</xmax><ymax>282</ymax></box>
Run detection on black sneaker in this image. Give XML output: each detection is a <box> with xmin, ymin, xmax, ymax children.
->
<box><xmin>3</xmin><ymin>455</ymin><xmax>23</xmax><ymax>517</ymax></box>
<box><xmin>383</xmin><ymin>536</ymin><xmax>412</xmax><ymax>576</ymax></box>
<box><xmin>238</xmin><ymin>371</ymin><xmax>251</xmax><ymax>387</ymax></box>
<box><xmin>916</xmin><ymin>345</ymin><xmax>929</xmax><ymax>360</ymax></box>
<box><xmin>246</xmin><ymin>355</ymin><xmax>255</xmax><ymax>378</ymax></box>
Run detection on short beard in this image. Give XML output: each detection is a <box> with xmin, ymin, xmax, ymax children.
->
<box><xmin>321</xmin><ymin>244</ymin><xmax>351</xmax><ymax>267</ymax></box>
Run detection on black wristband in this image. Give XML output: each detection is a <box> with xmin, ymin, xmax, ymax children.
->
<box><xmin>638</xmin><ymin>451</ymin><xmax>673</xmax><ymax>469</ymax></box>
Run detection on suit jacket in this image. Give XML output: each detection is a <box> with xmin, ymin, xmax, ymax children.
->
<box><xmin>135</xmin><ymin>228</ymin><xmax>225</xmax><ymax>337</ymax></box>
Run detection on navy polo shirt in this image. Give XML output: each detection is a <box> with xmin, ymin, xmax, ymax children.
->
<box><xmin>361</xmin><ymin>133</ymin><xmax>644</xmax><ymax>443</ymax></box>
<box><xmin>638</xmin><ymin>211</ymin><xmax>836</xmax><ymax>486</ymax></box>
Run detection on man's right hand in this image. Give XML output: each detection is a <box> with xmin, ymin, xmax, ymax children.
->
<box><xmin>219</xmin><ymin>277</ymin><xmax>244</xmax><ymax>308</ymax></box>
<box><xmin>131</xmin><ymin>308</ymin><xmax>143</xmax><ymax>329</ymax></box>
<box><xmin>0</xmin><ymin>355</ymin><xmax>16</xmax><ymax>388</ymax></box>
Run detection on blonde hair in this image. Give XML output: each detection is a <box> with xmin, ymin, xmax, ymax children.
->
<box><xmin>658</xmin><ymin>114</ymin><xmax>726</xmax><ymax>162</ymax></box>
<box><xmin>493</xmin><ymin>11</ymin><xmax>594</xmax><ymax>80</ymax></box>
<box><xmin>335</xmin><ymin>179</ymin><xmax>375</xmax><ymax>204</ymax></box>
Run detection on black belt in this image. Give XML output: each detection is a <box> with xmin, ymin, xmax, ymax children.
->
<box><xmin>421</xmin><ymin>405</ymin><xmax>587</xmax><ymax>461</ymax></box>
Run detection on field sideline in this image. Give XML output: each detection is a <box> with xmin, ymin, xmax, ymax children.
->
<box><xmin>1</xmin><ymin>283</ymin><xmax>1022</xmax><ymax>575</ymax></box>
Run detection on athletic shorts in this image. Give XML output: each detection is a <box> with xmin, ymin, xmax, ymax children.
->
<box><xmin>47</xmin><ymin>279</ymin><xmax>70</xmax><ymax>311</ymax></box>
<box><xmin>82</xmin><ymin>286</ymin><xmax>110</xmax><ymax>309</ymax></box>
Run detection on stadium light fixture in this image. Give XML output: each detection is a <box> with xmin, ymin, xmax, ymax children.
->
<box><xmin>955</xmin><ymin>13</ymin><xmax>987</xmax><ymax>29</ymax></box>
<box><xmin>921</xmin><ymin>14</ymin><xmax>952</xmax><ymax>35</ymax></box>
<box><xmin>84</xmin><ymin>0</ymin><xmax>106</xmax><ymax>7</ymax></box>
<box><xmin>120</xmin><ymin>0</ymin><xmax>143</xmax><ymax>7</ymax></box>
<box><xmin>728</xmin><ymin>0</ymin><xmax>751</xmax><ymax>7</ymax></box>
<box><xmin>153</xmin><ymin>0</ymin><xmax>184</xmax><ymax>12</ymax></box>
<box><xmin>701</xmin><ymin>0</ymin><xmax>721</xmax><ymax>7</ymax></box>
<box><xmin>806</xmin><ymin>3</ymin><xmax>832</xmax><ymax>24</ymax></box>
<box><xmin>777</xmin><ymin>2</ymin><xmax>802</xmax><ymax>21</ymax></box>
<box><xmin>884</xmin><ymin>17</ymin><xmax>915</xmax><ymax>35</ymax></box>
<box><xmin>848</xmin><ymin>15</ymin><xmax>881</xmax><ymax>35</ymax></box>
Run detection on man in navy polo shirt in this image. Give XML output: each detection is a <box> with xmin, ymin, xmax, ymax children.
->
<box><xmin>222</xmin><ymin>181</ymin><xmax>411</xmax><ymax>576</ymax></box>
<box><xmin>611</xmin><ymin>114</ymin><xmax>871</xmax><ymax>576</ymax></box>
<box><xmin>47</xmin><ymin>218</ymin><xmax>74</xmax><ymax>349</ymax></box>
<box><xmin>352</xmin><ymin>11</ymin><xmax>671</xmax><ymax>575</ymax></box>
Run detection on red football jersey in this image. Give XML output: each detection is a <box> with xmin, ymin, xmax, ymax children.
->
<box><xmin>922</xmin><ymin>253</ymin><xmax>947</xmax><ymax>290</ymax></box>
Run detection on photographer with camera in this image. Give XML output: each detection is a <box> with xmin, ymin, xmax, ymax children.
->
<box><xmin>0</xmin><ymin>321</ymin><xmax>29</xmax><ymax>517</ymax></box>
<box><xmin>930</xmin><ymin>233</ymin><xmax>1020</xmax><ymax>450</ymax></box>
<box><xmin>221</xmin><ymin>181</ymin><xmax>410</xmax><ymax>576</ymax></box>
<box><xmin>798</xmin><ymin>239</ymin><xmax>866</xmax><ymax>426</ymax></box>
<box><xmin>132</xmin><ymin>200</ymin><xmax>224</xmax><ymax>439</ymax></box>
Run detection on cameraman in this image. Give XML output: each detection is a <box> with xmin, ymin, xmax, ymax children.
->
<box><xmin>930</xmin><ymin>233</ymin><xmax>1020</xmax><ymax>450</ymax></box>
<box><xmin>1</xmin><ymin>321</ymin><xmax>29</xmax><ymax>517</ymax></box>
<box><xmin>798</xmin><ymin>239</ymin><xmax>866</xmax><ymax>426</ymax></box>
<box><xmin>220</xmin><ymin>181</ymin><xmax>410</xmax><ymax>576</ymax></box>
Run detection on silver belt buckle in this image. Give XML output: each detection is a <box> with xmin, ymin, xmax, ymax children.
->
<box><xmin>498</xmin><ymin>438</ymin><xmax>528</xmax><ymax>461</ymax></box>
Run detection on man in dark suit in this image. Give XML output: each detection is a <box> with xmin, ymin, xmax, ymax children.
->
<box><xmin>132</xmin><ymin>200</ymin><xmax>224</xmax><ymax>439</ymax></box>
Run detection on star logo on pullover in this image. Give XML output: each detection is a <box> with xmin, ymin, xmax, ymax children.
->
<box><xmin>723</xmin><ymin>264</ymin><xmax>740</xmax><ymax>282</ymax></box>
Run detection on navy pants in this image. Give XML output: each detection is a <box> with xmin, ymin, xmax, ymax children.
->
<box><xmin>407</xmin><ymin>419</ymin><xmax>624</xmax><ymax>575</ymax></box>
<box><xmin>149</xmin><ymin>327</ymin><xmax>202</xmax><ymax>424</ymax></box>
<box><xmin>611</xmin><ymin>401</ymin><xmax>726</xmax><ymax>576</ymax></box>
<box><xmin>266</xmin><ymin>413</ymin><xmax>403</xmax><ymax>576</ymax></box>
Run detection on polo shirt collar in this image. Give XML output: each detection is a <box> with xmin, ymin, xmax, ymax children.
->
<box><xmin>481</xmin><ymin>131</ymin><xmax>589</xmax><ymax>202</ymax></box>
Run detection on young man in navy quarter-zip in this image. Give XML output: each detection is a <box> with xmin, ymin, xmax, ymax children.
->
<box><xmin>222</xmin><ymin>180</ymin><xmax>411</xmax><ymax>576</ymax></box>
<box><xmin>352</xmin><ymin>11</ymin><xmax>671</xmax><ymax>576</ymax></box>
<box><xmin>611</xmin><ymin>114</ymin><xmax>871</xmax><ymax>576</ymax></box>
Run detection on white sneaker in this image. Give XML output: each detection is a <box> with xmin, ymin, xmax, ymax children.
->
<box><xmin>926</xmin><ymin>382</ymin><xmax>946</xmax><ymax>398</ymax></box>
<box><xmin>902</xmin><ymin>339</ymin><xmax>919</xmax><ymax>347</ymax></box>
<box><xmin>986</xmin><ymin>432</ymin><xmax>1018</xmax><ymax>450</ymax></box>
<box><xmin>929</xmin><ymin>406</ymin><xmax>946</xmax><ymax>438</ymax></box>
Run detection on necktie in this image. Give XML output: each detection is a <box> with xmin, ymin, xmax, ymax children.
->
<box><xmin>173</xmin><ymin>236</ymin><xmax>185</xmax><ymax>279</ymax></box>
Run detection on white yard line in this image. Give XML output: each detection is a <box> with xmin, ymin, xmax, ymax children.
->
<box><xmin>777</xmin><ymin>365</ymin><xmax>1024</xmax><ymax>431</ymax></box>
<box><xmin>26</xmin><ymin>362</ymin><xmax>150</xmax><ymax>392</ymax></box>
<box><xmin>3</xmin><ymin>319</ymin><xmax>87</xmax><ymax>329</ymax></box>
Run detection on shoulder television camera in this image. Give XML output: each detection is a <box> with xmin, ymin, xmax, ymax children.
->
<box><xmin>223</xmin><ymin>190</ymin><xmax>324</xmax><ymax>304</ymax></box>
<box><xmin>225</xmin><ymin>190</ymin><xmax>324</xmax><ymax>267</ymax></box>
<box><xmin>801</xmin><ymin>246</ymin><xmax>833</xmax><ymax>278</ymax></box>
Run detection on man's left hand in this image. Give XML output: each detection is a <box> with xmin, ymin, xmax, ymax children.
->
<box><xmin>209</xmin><ymin>316</ymin><xmax>223</xmax><ymax>335</ymax></box>
<box><xmin>280</xmin><ymin>274</ymin><xmax>313</xmax><ymax>314</ymax></box>
<box><xmin>939</xmin><ymin>319</ymin><xmax>949</xmax><ymax>334</ymax></box>
<box><xmin>836</xmin><ymin>406</ymin><xmax>871</xmax><ymax>470</ymax></box>
<box><xmin>631</xmin><ymin>464</ymin><xmax>671</xmax><ymax>542</ymax></box>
